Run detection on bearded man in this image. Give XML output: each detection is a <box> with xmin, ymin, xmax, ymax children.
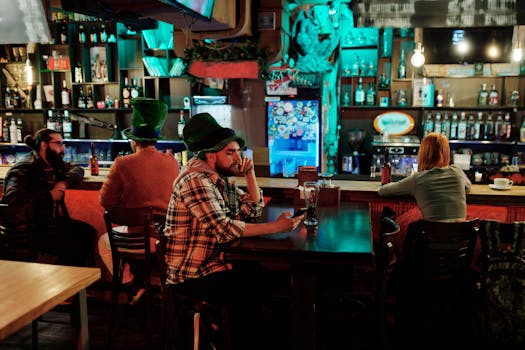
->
<box><xmin>2</xmin><ymin>128</ymin><xmax>96</xmax><ymax>266</ymax></box>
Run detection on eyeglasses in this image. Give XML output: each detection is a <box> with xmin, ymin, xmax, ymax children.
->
<box><xmin>48</xmin><ymin>141</ymin><xmax>65</xmax><ymax>146</ymax></box>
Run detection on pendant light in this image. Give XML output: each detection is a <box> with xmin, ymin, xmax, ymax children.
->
<box><xmin>410</xmin><ymin>42</ymin><xmax>425</xmax><ymax>68</ymax></box>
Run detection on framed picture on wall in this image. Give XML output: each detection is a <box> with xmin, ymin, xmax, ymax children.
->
<box><xmin>89</xmin><ymin>46</ymin><xmax>108</xmax><ymax>82</ymax></box>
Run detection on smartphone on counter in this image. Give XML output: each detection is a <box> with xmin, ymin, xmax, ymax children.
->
<box><xmin>292</xmin><ymin>208</ymin><xmax>307</xmax><ymax>218</ymax></box>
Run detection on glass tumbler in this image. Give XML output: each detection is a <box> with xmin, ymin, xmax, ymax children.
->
<box><xmin>303</xmin><ymin>181</ymin><xmax>320</xmax><ymax>226</ymax></box>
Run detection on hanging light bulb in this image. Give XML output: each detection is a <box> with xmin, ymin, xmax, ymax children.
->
<box><xmin>410</xmin><ymin>42</ymin><xmax>425</xmax><ymax>68</ymax></box>
<box><xmin>512</xmin><ymin>44</ymin><xmax>523</xmax><ymax>62</ymax></box>
<box><xmin>25</xmin><ymin>57</ymin><xmax>33</xmax><ymax>87</ymax></box>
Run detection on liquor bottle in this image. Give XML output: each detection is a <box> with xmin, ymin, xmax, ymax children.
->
<box><xmin>478</xmin><ymin>83</ymin><xmax>488</xmax><ymax>106</ymax></box>
<box><xmin>434</xmin><ymin>112</ymin><xmax>442</xmax><ymax>134</ymax></box>
<box><xmin>9</xmin><ymin>118</ymin><xmax>17</xmax><ymax>144</ymax></box>
<box><xmin>78</xmin><ymin>24</ymin><xmax>86</xmax><ymax>43</ymax></box>
<box><xmin>61</xmin><ymin>80</ymin><xmax>71</xmax><ymax>109</ymax></box>
<box><xmin>520</xmin><ymin>117</ymin><xmax>525</xmax><ymax>142</ymax></box>
<box><xmin>436</xmin><ymin>89</ymin><xmax>444</xmax><ymax>107</ymax></box>
<box><xmin>381</xmin><ymin>148</ymin><xmax>392</xmax><ymax>185</ymax></box>
<box><xmin>484</xmin><ymin>113</ymin><xmax>494</xmax><ymax>141</ymax></box>
<box><xmin>78</xmin><ymin>88</ymin><xmax>87</xmax><ymax>109</ymax></box>
<box><xmin>13</xmin><ymin>88</ymin><xmax>21</xmax><ymax>109</ymax></box>
<box><xmin>122</xmin><ymin>77</ymin><xmax>131</xmax><ymax>108</ymax></box>
<box><xmin>494</xmin><ymin>113</ymin><xmax>504</xmax><ymax>141</ymax></box>
<box><xmin>33</xmin><ymin>84</ymin><xmax>42</xmax><ymax>110</ymax></box>
<box><xmin>178</xmin><ymin>110</ymin><xmax>185</xmax><ymax>138</ymax></box>
<box><xmin>466</xmin><ymin>113</ymin><xmax>475</xmax><ymax>140</ymax></box>
<box><xmin>488</xmin><ymin>84</ymin><xmax>499</xmax><ymax>106</ymax></box>
<box><xmin>90</xmin><ymin>26</ymin><xmax>98</xmax><ymax>44</ymax></box>
<box><xmin>60</xmin><ymin>23</ymin><xmax>68</xmax><ymax>44</ymax></box>
<box><xmin>457</xmin><ymin>112</ymin><xmax>467</xmax><ymax>140</ymax></box>
<box><xmin>46</xmin><ymin>109</ymin><xmax>56</xmax><ymax>130</ymax></box>
<box><xmin>63</xmin><ymin>110</ymin><xmax>72</xmax><ymax>139</ymax></box>
<box><xmin>4</xmin><ymin>88</ymin><xmax>14</xmax><ymax>109</ymax></box>
<box><xmin>54</xmin><ymin>111</ymin><xmax>63</xmax><ymax>135</ymax></box>
<box><xmin>74</xmin><ymin>62</ymin><xmax>83</xmax><ymax>83</ymax></box>
<box><xmin>354</xmin><ymin>77</ymin><xmax>365</xmax><ymax>106</ymax></box>
<box><xmin>86</xmin><ymin>87</ymin><xmax>94</xmax><ymax>109</ymax></box>
<box><xmin>503</xmin><ymin>112</ymin><xmax>512</xmax><ymax>141</ymax></box>
<box><xmin>423</xmin><ymin>111</ymin><xmax>434</xmax><ymax>137</ymax></box>
<box><xmin>100</xmin><ymin>24</ymin><xmax>107</xmax><ymax>43</ymax></box>
<box><xmin>450</xmin><ymin>112</ymin><xmax>458</xmax><ymax>140</ymax></box>
<box><xmin>397</xmin><ymin>49</ymin><xmax>406</xmax><ymax>79</ymax></box>
<box><xmin>474</xmin><ymin>112</ymin><xmax>484</xmax><ymax>141</ymax></box>
<box><xmin>15</xmin><ymin>118</ymin><xmax>23</xmax><ymax>143</ymax></box>
<box><xmin>2</xmin><ymin>117</ymin><xmax>10</xmax><ymax>142</ymax></box>
<box><xmin>130</xmin><ymin>78</ymin><xmax>140</xmax><ymax>99</ymax></box>
<box><xmin>90</xmin><ymin>142</ymin><xmax>99</xmax><ymax>176</ymax></box>
<box><xmin>365</xmin><ymin>82</ymin><xmax>375</xmax><ymax>106</ymax></box>
<box><xmin>442</xmin><ymin>112</ymin><xmax>451</xmax><ymax>138</ymax></box>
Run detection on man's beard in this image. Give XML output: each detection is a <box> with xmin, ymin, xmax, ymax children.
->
<box><xmin>46</xmin><ymin>147</ymin><xmax>65</xmax><ymax>170</ymax></box>
<box><xmin>216</xmin><ymin>163</ymin><xmax>241</xmax><ymax>177</ymax></box>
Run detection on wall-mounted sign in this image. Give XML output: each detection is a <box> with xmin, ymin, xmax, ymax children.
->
<box><xmin>258</xmin><ymin>12</ymin><xmax>276</xmax><ymax>30</ymax></box>
<box><xmin>373</xmin><ymin>111</ymin><xmax>415</xmax><ymax>136</ymax></box>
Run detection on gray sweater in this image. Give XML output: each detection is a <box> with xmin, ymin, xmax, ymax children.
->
<box><xmin>378</xmin><ymin>165</ymin><xmax>472</xmax><ymax>221</ymax></box>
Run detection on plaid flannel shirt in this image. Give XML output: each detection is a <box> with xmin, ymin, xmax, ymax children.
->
<box><xmin>164</xmin><ymin>159</ymin><xmax>264</xmax><ymax>284</ymax></box>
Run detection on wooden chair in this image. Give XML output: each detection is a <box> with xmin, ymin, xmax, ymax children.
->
<box><xmin>155</xmin><ymin>221</ymin><xmax>231</xmax><ymax>350</ymax></box>
<box><xmin>394</xmin><ymin>218</ymin><xmax>480</xmax><ymax>347</ymax></box>
<box><xmin>104</xmin><ymin>206</ymin><xmax>155</xmax><ymax>347</ymax></box>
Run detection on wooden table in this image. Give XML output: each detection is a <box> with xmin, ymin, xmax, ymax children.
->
<box><xmin>225</xmin><ymin>202</ymin><xmax>374</xmax><ymax>350</ymax></box>
<box><xmin>0</xmin><ymin>260</ymin><xmax>101</xmax><ymax>349</ymax></box>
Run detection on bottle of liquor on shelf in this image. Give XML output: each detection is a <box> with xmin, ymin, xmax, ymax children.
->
<box><xmin>488</xmin><ymin>84</ymin><xmax>499</xmax><ymax>106</ymax></box>
<box><xmin>354</xmin><ymin>77</ymin><xmax>365</xmax><ymax>106</ymax></box>
<box><xmin>365</xmin><ymin>82</ymin><xmax>375</xmax><ymax>106</ymax></box>
<box><xmin>9</xmin><ymin>118</ymin><xmax>17</xmax><ymax>144</ymax></box>
<box><xmin>178</xmin><ymin>110</ymin><xmax>185</xmax><ymax>138</ymax></box>
<box><xmin>434</xmin><ymin>111</ymin><xmax>442</xmax><ymax>134</ymax></box>
<box><xmin>90</xmin><ymin>26</ymin><xmax>98</xmax><ymax>44</ymax></box>
<box><xmin>16</xmin><ymin>118</ymin><xmax>23</xmax><ymax>143</ymax></box>
<box><xmin>78</xmin><ymin>24</ymin><xmax>86</xmax><ymax>44</ymax></box>
<box><xmin>466</xmin><ymin>112</ymin><xmax>475</xmax><ymax>140</ymax></box>
<box><xmin>4</xmin><ymin>88</ymin><xmax>14</xmax><ymax>109</ymax></box>
<box><xmin>474</xmin><ymin>112</ymin><xmax>484</xmax><ymax>141</ymax></box>
<box><xmin>62</xmin><ymin>110</ymin><xmax>72</xmax><ymax>140</ymax></box>
<box><xmin>54</xmin><ymin>111</ymin><xmax>63</xmax><ymax>135</ymax></box>
<box><xmin>33</xmin><ymin>84</ymin><xmax>42</xmax><ymax>110</ymax></box>
<box><xmin>122</xmin><ymin>77</ymin><xmax>131</xmax><ymax>108</ymax></box>
<box><xmin>100</xmin><ymin>24</ymin><xmax>108</xmax><ymax>43</ymax></box>
<box><xmin>60</xmin><ymin>23</ymin><xmax>68</xmax><ymax>44</ymax></box>
<box><xmin>381</xmin><ymin>148</ymin><xmax>392</xmax><ymax>185</ymax></box>
<box><xmin>130</xmin><ymin>78</ymin><xmax>141</xmax><ymax>99</ymax></box>
<box><xmin>78</xmin><ymin>88</ymin><xmax>87</xmax><ymax>109</ymax></box>
<box><xmin>423</xmin><ymin>111</ymin><xmax>434</xmax><ymax>137</ymax></box>
<box><xmin>74</xmin><ymin>62</ymin><xmax>83</xmax><ymax>83</ymax></box>
<box><xmin>12</xmin><ymin>88</ymin><xmax>21</xmax><ymax>109</ymax></box>
<box><xmin>1</xmin><ymin>117</ymin><xmax>10</xmax><ymax>142</ymax></box>
<box><xmin>442</xmin><ymin>112</ymin><xmax>451</xmax><ymax>138</ymax></box>
<box><xmin>436</xmin><ymin>89</ymin><xmax>444</xmax><ymax>107</ymax></box>
<box><xmin>61</xmin><ymin>80</ymin><xmax>71</xmax><ymax>109</ymax></box>
<box><xmin>503</xmin><ymin>112</ymin><xmax>512</xmax><ymax>141</ymax></box>
<box><xmin>86</xmin><ymin>87</ymin><xmax>94</xmax><ymax>109</ymax></box>
<box><xmin>484</xmin><ymin>113</ymin><xmax>495</xmax><ymax>140</ymax></box>
<box><xmin>478</xmin><ymin>83</ymin><xmax>488</xmax><ymax>106</ymax></box>
<box><xmin>90</xmin><ymin>142</ymin><xmax>99</xmax><ymax>176</ymax></box>
<box><xmin>450</xmin><ymin>112</ymin><xmax>458</xmax><ymax>140</ymax></box>
<box><xmin>520</xmin><ymin>117</ymin><xmax>525</xmax><ymax>142</ymax></box>
<box><xmin>398</xmin><ymin>49</ymin><xmax>406</xmax><ymax>79</ymax></box>
<box><xmin>46</xmin><ymin>109</ymin><xmax>56</xmax><ymax>130</ymax></box>
<box><xmin>494</xmin><ymin>113</ymin><xmax>504</xmax><ymax>141</ymax></box>
<box><xmin>457</xmin><ymin>112</ymin><xmax>467</xmax><ymax>140</ymax></box>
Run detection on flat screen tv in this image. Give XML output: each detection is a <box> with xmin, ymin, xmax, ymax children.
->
<box><xmin>423</xmin><ymin>27</ymin><xmax>514</xmax><ymax>64</ymax></box>
<box><xmin>160</xmin><ymin>0</ymin><xmax>215</xmax><ymax>21</ymax></box>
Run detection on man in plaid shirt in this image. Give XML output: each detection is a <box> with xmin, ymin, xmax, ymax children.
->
<box><xmin>163</xmin><ymin>113</ymin><xmax>302</xmax><ymax>349</ymax></box>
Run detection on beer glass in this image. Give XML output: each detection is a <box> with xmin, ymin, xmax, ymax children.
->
<box><xmin>303</xmin><ymin>181</ymin><xmax>320</xmax><ymax>226</ymax></box>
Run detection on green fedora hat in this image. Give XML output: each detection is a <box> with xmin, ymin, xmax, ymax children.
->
<box><xmin>122</xmin><ymin>97</ymin><xmax>168</xmax><ymax>142</ymax></box>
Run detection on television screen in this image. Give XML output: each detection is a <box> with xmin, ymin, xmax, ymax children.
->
<box><xmin>423</xmin><ymin>27</ymin><xmax>514</xmax><ymax>64</ymax></box>
<box><xmin>160</xmin><ymin>0</ymin><xmax>215</xmax><ymax>21</ymax></box>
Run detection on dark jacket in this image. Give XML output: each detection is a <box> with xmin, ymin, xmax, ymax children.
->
<box><xmin>1</xmin><ymin>151</ymin><xmax>84</xmax><ymax>226</ymax></box>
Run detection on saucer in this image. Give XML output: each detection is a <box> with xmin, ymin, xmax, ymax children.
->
<box><xmin>489</xmin><ymin>184</ymin><xmax>512</xmax><ymax>191</ymax></box>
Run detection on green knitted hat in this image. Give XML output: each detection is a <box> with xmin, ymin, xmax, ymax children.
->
<box><xmin>122</xmin><ymin>98</ymin><xmax>168</xmax><ymax>142</ymax></box>
<box><xmin>183</xmin><ymin>113</ymin><xmax>245</xmax><ymax>153</ymax></box>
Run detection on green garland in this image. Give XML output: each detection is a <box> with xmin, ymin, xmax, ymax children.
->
<box><xmin>183</xmin><ymin>39</ymin><xmax>271</xmax><ymax>79</ymax></box>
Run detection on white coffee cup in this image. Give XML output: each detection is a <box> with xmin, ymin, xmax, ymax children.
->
<box><xmin>494</xmin><ymin>178</ymin><xmax>513</xmax><ymax>188</ymax></box>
